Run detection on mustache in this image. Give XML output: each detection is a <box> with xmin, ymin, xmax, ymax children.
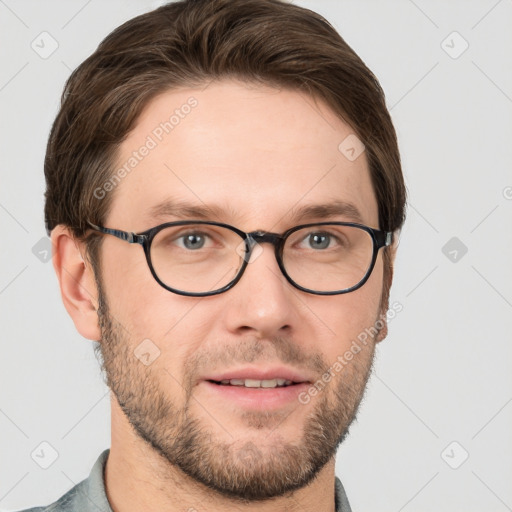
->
<box><xmin>183</xmin><ymin>336</ymin><xmax>328</xmax><ymax>383</ymax></box>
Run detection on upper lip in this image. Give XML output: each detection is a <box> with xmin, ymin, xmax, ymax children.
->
<box><xmin>203</xmin><ymin>366</ymin><xmax>313</xmax><ymax>384</ymax></box>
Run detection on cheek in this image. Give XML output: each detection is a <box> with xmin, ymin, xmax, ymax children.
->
<box><xmin>314</xmin><ymin>257</ymin><xmax>384</xmax><ymax>355</ymax></box>
<box><xmin>100</xmin><ymin>244</ymin><xmax>186</xmax><ymax>339</ymax></box>
<box><xmin>101</xmin><ymin>250</ymin><xmax>220</xmax><ymax>373</ymax></box>
<box><xmin>367</xmin><ymin>250</ymin><xmax>385</xmax><ymax>297</ymax></box>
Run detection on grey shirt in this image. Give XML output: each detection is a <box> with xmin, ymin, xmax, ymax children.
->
<box><xmin>17</xmin><ymin>449</ymin><xmax>352</xmax><ymax>512</ymax></box>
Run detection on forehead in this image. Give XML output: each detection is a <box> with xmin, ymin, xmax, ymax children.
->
<box><xmin>107</xmin><ymin>80</ymin><xmax>378</xmax><ymax>230</ymax></box>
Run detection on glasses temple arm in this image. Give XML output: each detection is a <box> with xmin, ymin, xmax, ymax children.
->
<box><xmin>87</xmin><ymin>221</ymin><xmax>144</xmax><ymax>244</ymax></box>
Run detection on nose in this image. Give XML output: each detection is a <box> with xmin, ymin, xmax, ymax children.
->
<box><xmin>222</xmin><ymin>240</ymin><xmax>298</xmax><ymax>337</ymax></box>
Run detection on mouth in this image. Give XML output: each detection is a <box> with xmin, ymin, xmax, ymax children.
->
<box><xmin>200</xmin><ymin>368</ymin><xmax>312</xmax><ymax>410</ymax></box>
<box><xmin>202</xmin><ymin>379</ymin><xmax>310</xmax><ymax>410</ymax></box>
<box><xmin>207</xmin><ymin>378</ymin><xmax>300</xmax><ymax>388</ymax></box>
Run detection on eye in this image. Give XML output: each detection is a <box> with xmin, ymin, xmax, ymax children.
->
<box><xmin>175</xmin><ymin>232</ymin><xmax>210</xmax><ymax>250</ymax></box>
<box><xmin>312</xmin><ymin>233</ymin><xmax>329</xmax><ymax>249</ymax></box>
<box><xmin>302</xmin><ymin>232</ymin><xmax>337</xmax><ymax>250</ymax></box>
<box><xmin>153</xmin><ymin>224</ymin><xmax>236</xmax><ymax>255</ymax></box>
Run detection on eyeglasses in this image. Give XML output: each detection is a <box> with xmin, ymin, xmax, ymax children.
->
<box><xmin>87</xmin><ymin>220</ymin><xmax>393</xmax><ymax>297</ymax></box>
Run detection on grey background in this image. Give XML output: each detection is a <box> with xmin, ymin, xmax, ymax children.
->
<box><xmin>1</xmin><ymin>0</ymin><xmax>511</xmax><ymax>510</ymax></box>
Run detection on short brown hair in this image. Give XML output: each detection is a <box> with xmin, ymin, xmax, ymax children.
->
<box><xmin>44</xmin><ymin>0</ymin><xmax>406</xmax><ymax>308</ymax></box>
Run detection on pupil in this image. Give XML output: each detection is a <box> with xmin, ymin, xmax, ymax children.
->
<box><xmin>184</xmin><ymin>234</ymin><xmax>204</xmax><ymax>249</ymax></box>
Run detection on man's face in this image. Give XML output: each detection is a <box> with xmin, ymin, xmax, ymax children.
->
<box><xmin>95</xmin><ymin>80</ymin><xmax>385</xmax><ymax>500</ymax></box>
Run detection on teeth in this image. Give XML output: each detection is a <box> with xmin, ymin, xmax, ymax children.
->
<box><xmin>218</xmin><ymin>378</ymin><xmax>294</xmax><ymax>388</ymax></box>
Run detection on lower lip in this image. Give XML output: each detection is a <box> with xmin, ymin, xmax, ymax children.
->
<box><xmin>201</xmin><ymin>381</ymin><xmax>310</xmax><ymax>409</ymax></box>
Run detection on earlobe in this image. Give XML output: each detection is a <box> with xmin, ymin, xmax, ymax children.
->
<box><xmin>51</xmin><ymin>225</ymin><xmax>102</xmax><ymax>341</ymax></box>
<box><xmin>374</xmin><ymin>317</ymin><xmax>388</xmax><ymax>343</ymax></box>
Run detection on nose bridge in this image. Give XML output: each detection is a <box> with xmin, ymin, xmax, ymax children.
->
<box><xmin>248</xmin><ymin>231</ymin><xmax>282</xmax><ymax>247</ymax></box>
<box><xmin>226</xmin><ymin>230</ymin><xmax>294</xmax><ymax>336</ymax></box>
<box><xmin>245</xmin><ymin>231</ymin><xmax>283</xmax><ymax>266</ymax></box>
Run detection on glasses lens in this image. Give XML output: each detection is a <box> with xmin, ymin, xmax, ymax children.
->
<box><xmin>150</xmin><ymin>224</ymin><xmax>244</xmax><ymax>294</ymax></box>
<box><xmin>282</xmin><ymin>224</ymin><xmax>375</xmax><ymax>292</ymax></box>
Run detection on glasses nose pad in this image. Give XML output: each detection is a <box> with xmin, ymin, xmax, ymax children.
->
<box><xmin>235</xmin><ymin>236</ymin><xmax>263</xmax><ymax>264</ymax></box>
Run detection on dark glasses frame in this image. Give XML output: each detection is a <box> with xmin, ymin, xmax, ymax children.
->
<box><xmin>87</xmin><ymin>220</ymin><xmax>393</xmax><ymax>297</ymax></box>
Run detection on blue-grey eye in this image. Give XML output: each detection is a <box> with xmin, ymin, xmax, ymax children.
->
<box><xmin>181</xmin><ymin>233</ymin><xmax>205</xmax><ymax>250</ymax></box>
<box><xmin>308</xmin><ymin>233</ymin><xmax>331</xmax><ymax>249</ymax></box>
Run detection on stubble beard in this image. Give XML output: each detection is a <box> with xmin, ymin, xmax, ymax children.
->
<box><xmin>94</xmin><ymin>285</ymin><xmax>376</xmax><ymax>502</ymax></box>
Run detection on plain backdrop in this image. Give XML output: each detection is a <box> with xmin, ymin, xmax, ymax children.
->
<box><xmin>1</xmin><ymin>1</ymin><xmax>511</xmax><ymax>511</ymax></box>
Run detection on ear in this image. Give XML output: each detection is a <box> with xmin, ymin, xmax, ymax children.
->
<box><xmin>375</xmin><ymin>232</ymin><xmax>399</xmax><ymax>343</ymax></box>
<box><xmin>51</xmin><ymin>225</ymin><xmax>101</xmax><ymax>340</ymax></box>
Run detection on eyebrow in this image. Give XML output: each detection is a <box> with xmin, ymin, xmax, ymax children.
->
<box><xmin>287</xmin><ymin>200</ymin><xmax>365</xmax><ymax>224</ymax></box>
<box><xmin>148</xmin><ymin>199</ymin><xmax>234</xmax><ymax>221</ymax></box>
<box><xmin>147</xmin><ymin>198</ymin><xmax>365</xmax><ymax>225</ymax></box>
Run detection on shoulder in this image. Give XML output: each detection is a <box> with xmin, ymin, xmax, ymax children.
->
<box><xmin>12</xmin><ymin>448</ymin><xmax>111</xmax><ymax>512</ymax></box>
<box><xmin>12</xmin><ymin>509</ymin><xmax>45</xmax><ymax>512</ymax></box>
<box><xmin>335</xmin><ymin>475</ymin><xmax>353</xmax><ymax>512</ymax></box>
<box><xmin>12</xmin><ymin>478</ymin><xmax>88</xmax><ymax>512</ymax></box>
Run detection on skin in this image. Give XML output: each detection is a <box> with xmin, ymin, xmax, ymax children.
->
<box><xmin>52</xmin><ymin>80</ymin><xmax>396</xmax><ymax>512</ymax></box>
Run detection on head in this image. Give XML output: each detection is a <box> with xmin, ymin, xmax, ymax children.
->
<box><xmin>47</xmin><ymin>0</ymin><xmax>406</xmax><ymax>503</ymax></box>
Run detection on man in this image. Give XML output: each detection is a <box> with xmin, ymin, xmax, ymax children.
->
<box><xmin>21</xmin><ymin>0</ymin><xmax>406</xmax><ymax>510</ymax></box>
